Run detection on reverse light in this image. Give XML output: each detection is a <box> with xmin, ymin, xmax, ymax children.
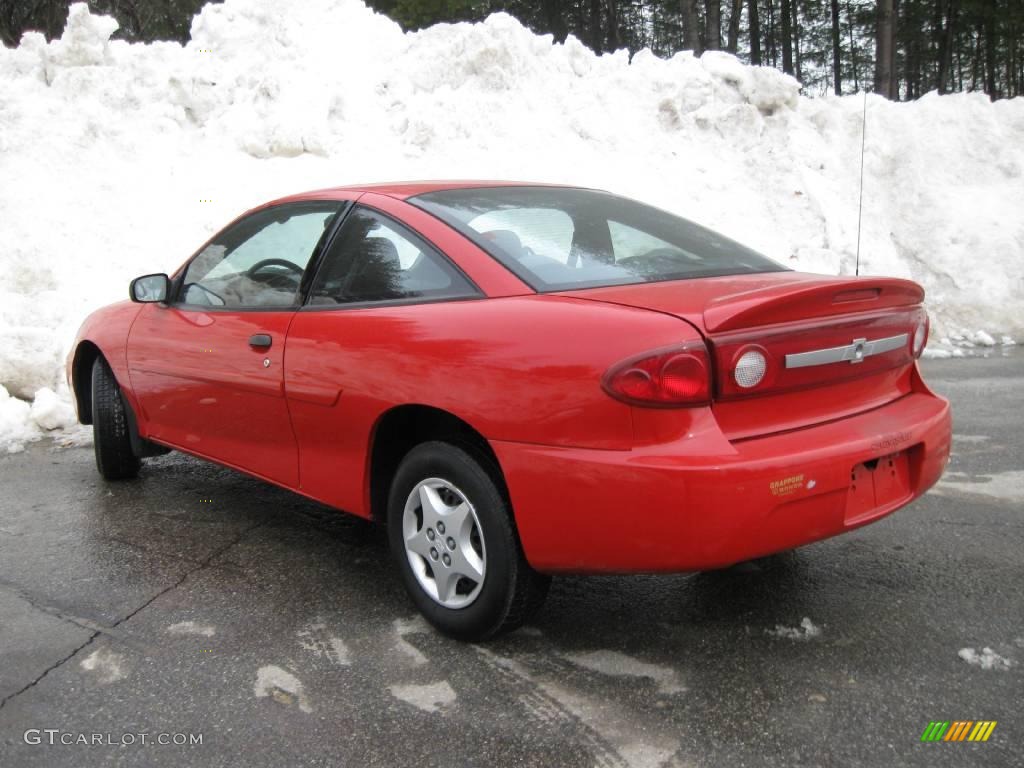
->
<box><xmin>602</xmin><ymin>343</ymin><xmax>711</xmax><ymax>407</ymax></box>
<box><xmin>733</xmin><ymin>349</ymin><xmax>767</xmax><ymax>388</ymax></box>
<box><xmin>912</xmin><ymin>313</ymin><xmax>929</xmax><ymax>357</ymax></box>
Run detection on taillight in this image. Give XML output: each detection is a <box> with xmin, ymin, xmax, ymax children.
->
<box><xmin>602</xmin><ymin>343</ymin><xmax>711</xmax><ymax>407</ymax></box>
<box><xmin>912</xmin><ymin>313</ymin><xmax>929</xmax><ymax>358</ymax></box>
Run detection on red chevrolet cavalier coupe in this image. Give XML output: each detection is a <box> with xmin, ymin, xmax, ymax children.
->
<box><xmin>68</xmin><ymin>182</ymin><xmax>952</xmax><ymax>639</ymax></box>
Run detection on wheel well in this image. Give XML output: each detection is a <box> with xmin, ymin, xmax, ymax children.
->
<box><xmin>71</xmin><ymin>341</ymin><xmax>102</xmax><ymax>425</ymax></box>
<box><xmin>368</xmin><ymin>405</ymin><xmax>506</xmax><ymax>524</ymax></box>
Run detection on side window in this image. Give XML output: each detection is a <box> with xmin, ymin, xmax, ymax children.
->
<box><xmin>307</xmin><ymin>207</ymin><xmax>477</xmax><ymax>306</ymax></box>
<box><xmin>180</xmin><ymin>202</ymin><xmax>341</xmax><ymax>308</ymax></box>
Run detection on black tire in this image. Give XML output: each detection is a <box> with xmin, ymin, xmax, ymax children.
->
<box><xmin>91</xmin><ymin>357</ymin><xmax>141</xmax><ymax>480</ymax></box>
<box><xmin>387</xmin><ymin>441</ymin><xmax>550</xmax><ymax>641</ymax></box>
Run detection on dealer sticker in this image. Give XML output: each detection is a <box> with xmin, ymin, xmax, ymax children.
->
<box><xmin>769</xmin><ymin>474</ymin><xmax>805</xmax><ymax>497</ymax></box>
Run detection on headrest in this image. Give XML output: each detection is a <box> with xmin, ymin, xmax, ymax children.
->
<box><xmin>481</xmin><ymin>229</ymin><xmax>525</xmax><ymax>258</ymax></box>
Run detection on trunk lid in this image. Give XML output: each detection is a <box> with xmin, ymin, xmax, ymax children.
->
<box><xmin>557</xmin><ymin>272</ymin><xmax>927</xmax><ymax>440</ymax></box>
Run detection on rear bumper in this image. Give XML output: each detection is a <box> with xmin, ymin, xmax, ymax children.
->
<box><xmin>493</xmin><ymin>388</ymin><xmax>951</xmax><ymax>573</ymax></box>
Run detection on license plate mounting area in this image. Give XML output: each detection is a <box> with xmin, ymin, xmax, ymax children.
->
<box><xmin>846</xmin><ymin>450</ymin><xmax>912</xmax><ymax>524</ymax></box>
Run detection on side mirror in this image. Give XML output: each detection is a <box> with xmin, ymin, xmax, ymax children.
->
<box><xmin>130</xmin><ymin>273</ymin><xmax>170</xmax><ymax>303</ymax></box>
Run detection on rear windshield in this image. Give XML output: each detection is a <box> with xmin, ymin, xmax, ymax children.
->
<box><xmin>409</xmin><ymin>187</ymin><xmax>786</xmax><ymax>292</ymax></box>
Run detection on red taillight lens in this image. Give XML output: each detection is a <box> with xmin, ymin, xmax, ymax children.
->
<box><xmin>602</xmin><ymin>343</ymin><xmax>711</xmax><ymax>407</ymax></box>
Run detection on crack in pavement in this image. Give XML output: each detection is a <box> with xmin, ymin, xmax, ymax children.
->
<box><xmin>0</xmin><ymin>579</ymin><xmax>107</xmax><ymax>635</ymax></box>
<box><xmin>0</xmin><ymin>630</ymin><xmax>102</xmax><ymax>712</ymax></box>
<box><xmin>0</xmin><ymin>519</ymin><xmax>265</xmax><ymax>711</ymax></box>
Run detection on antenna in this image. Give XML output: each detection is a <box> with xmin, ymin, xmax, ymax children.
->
<box><xmin>854</xmin><ymin>91</ymin><xmax>867</xmax><ymax>277</ymax></box>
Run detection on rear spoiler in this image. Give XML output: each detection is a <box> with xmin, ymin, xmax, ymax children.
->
<box><xmin>703</xmin><ymin>277</ymin><xmax>924</xmax><ymax>333</ymax></box>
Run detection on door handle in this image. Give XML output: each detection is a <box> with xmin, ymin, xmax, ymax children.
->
<box><xmin>249</xmin><ymin>334</ymin><xmax>272</xmax><ymax>348</ymax></box>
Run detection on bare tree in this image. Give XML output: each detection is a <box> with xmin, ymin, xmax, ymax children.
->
<box><xmin>589</xmin><ymin>0</ymin><xmax>603</xmax><ymax>50</ymax></box>
<box><xmin>983</xmin><ymin>13</ymin><xmax>997</xmax><ymax>96</ymax></box>
<box><xmin>706</xmin><ymin>0</ymin><xmax>721</xmax><ymax>50</ymax></box>
<box><xmin>936</xmin><ymin>0</ymin><xmax>958</xmax><ymax>93</ymax></box>
<box><xmin>831</xmin><ymin>0</ymin><xmax>843</xmax><ymax>94</ymax></box>
<box><xmin>748</xmin><ymin>0</ymin><xmax>761</xmax><ymax>64</ymax></box>
<box><xmin>681</xmin><ymin>0</ymin><xmax>703</xmax><ymax>53</ymax></box>
<box><xmin>606</xmin><ymin>0</ymin><xmax>620</xmax><ymax>49</ymax></box>
<box><xmin>875</xmin><ymin>0</ymin><xmax>896</xmax><ymax>98</ymax></box>
<box><xmin>793</xmin><ymin>0</ymin><xmax>803</xmax><ymax>79</ymax></box>
<box><xmin>726</xmin><ymin>0</ymin><xmax>743</xmax><ymax>52</ymax></box>
<box><xmin>846</xmin><ymin>0</ymin><xmax>860</xmax><ymax>90</ymax></box>
<box><xmin>781</xmin><ymin>0</ymin><xmax>793</xmax><ymax>73</ymax></box>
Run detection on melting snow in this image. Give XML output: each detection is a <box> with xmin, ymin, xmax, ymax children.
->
<box><xmin>167</xmin><ymin>620</ymin><xmax>215</xmax><ymax>637</ymax></box>
<box><xmin>80</xmin><ymin>648</ymin><xmax>126</xmax><ymax>683</ymax></box>
<box><xmin>388</xmin><ymin>681</ymin><xmax>456</xmax><ymax>713</ymax></box>
<box><xmin>296</xmin><ymin>621</ymin><xmax>351</xmax><ymax>666</ymax></box>
<box><xmin>958</xmin><ymin>647</ymin><xmax>1015</xmax><ymax>670</ymax></box>
<box><xmin>254</xmin><ymin>665</ymin><xmax>312</xmax><ymax>712</ymax></box>
<box><xmin>767</xmin><ymin>617</ymin><xmax>822</xmax><ymax>640</ymax></box>
<box><xmin>937</xmin><ymin>470</ymin><xmax>1024</xmax><ymax>503</ymax></box>
<box><xmin>562</xmin><ymin>649</ymin><xmax>685</xmax><ymax>694</ymax></box>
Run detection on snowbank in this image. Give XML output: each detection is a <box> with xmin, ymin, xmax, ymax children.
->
<box><xmin>1</xmin><ymin>0</ymin><xmax>1022</xmax><ymax>450</ymax></box>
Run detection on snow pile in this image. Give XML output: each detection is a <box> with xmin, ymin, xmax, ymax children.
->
<box><xmin>1</xmin><ymin>0</ymin><xmax>1022</xmax><ymax>451</ymax></box>
<box><xmin>957</xmin><ymin>646</ymin><xmax>1016</xmax><ymax>670</ymax></box>
<box><xmin>924</xmin><ymin>329</ymin><xmax>1018</xmax><ymax>359</ymax></box>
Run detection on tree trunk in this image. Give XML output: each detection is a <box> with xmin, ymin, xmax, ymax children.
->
<box><xmin>1010</xmin><ymin>21</ymin><xmax>1019</xmax><ymax>96</ymax></box>
<box><xmin>727</xmin><ymin>0</ymin><xmax>743</xmax><ymax>52</ymax></box>
<box><xmin>936</xmin><ymin>0</ymin><xmax>957</xmax><ymax>94</ymax></box>
<box><xmin>846</xmin><ymin>0</ymin><xmax>859</xmax><ymax>91</ymax></box>
<box><xmin>589</xmin><ymin>0</ymin><xmax>604</xmax><ymax>51</ymax></box>
<box><xmin>706</xmin><ymin>0</ymin><xmax>722</xmax><ymax>50</ymax></box>
<box><xmin>890</xmin><ymin>0</ymin><xmax>900</xmax><ymax>98</ymax></box>
<box><xmin>830</xmin><ymin>0</ymin><xmax>842</xmax><ymax>94</ymax></box>
<box><xmin>542</xmin><ymin>0</ymin><xmax>568</xmax><ymax>42</ymax></box>
<box><xmin>913</xmin><ymin>33</ymin><xmax>921</xmax><ymax>99</ymax></box>
<box><xmin>766</xmin><ymin>0</ymin><xmax>776</xmax><ymax>67</ymax></box>
<box><xmin>681</xmin><ymin>0</ymin><xmax>703</xmax><ymax>54</ymax></box>
<box><xmin>781</xmin><ymin>0</ymin><xmax>793</xmax><ymax>73</ymax></box>
<box><xmin>794</xmin><ymin>0</ymin><xmax>803</xmax><ymax>80</ymax></box>
<box><xmin>606</xmin><ymin>0</ymin><xmax>620</xmax><ymax>50</ymax></box>
<box><xmin>971</xmin><ymin>26</ymin><xmax>981</xmax><ymax>91</ymax></box>
<box><xmin>984</xmin><ymin>13</ymin><xmax>997</xmax><ymax>97</ymax></box>
<box><xmin>875</xmin><ymin>0</ymin><xmax>895</xmax><ymax>98</ymax></box>
<box><xmin>748</xmin><ymin>0</ymin><xmax>762</xmax><ymax>64</ymax></box>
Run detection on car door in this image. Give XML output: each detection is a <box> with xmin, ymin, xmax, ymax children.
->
<box><xmin>127</xmin><ymin>200</ymin><xmax>345</xmax><ymax>487</ymax></box>
<box><xmin>284</xmin><ymin>204</ymin><xmax>482</xmax><ymax>512</ymax></box>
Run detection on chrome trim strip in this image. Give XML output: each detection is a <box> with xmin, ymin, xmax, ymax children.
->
<box><xmin>785</xmin><ymin>333</ymin><xmax>909</xmax><ymax>369</ymax></box>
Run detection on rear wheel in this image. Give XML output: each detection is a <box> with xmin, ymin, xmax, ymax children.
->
<box><xmin>91</xmin><ymin>358</ymin><xmax>141</xmax><ymax>480</ymax></box>
<box><xmin>387</xmin><ymin>441</ymin><xmax>549</xmax><ymax>641</ymax></box>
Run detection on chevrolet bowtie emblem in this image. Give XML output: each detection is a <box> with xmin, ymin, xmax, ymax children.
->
<box><xmin>850</xmin><ymin>338</ymin><xmax>867</xmax><ymax>362</ymax></box>
<box><xmin>785</xmin><ymin>333</ymin><xmax>909</xmax><ymax>369</ymax></box>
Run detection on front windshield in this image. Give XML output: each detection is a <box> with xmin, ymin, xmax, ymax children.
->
<box><xmin>409</xmin><ymin>187</ymin><xmax>786</xmax><ymax>292</ymax></box>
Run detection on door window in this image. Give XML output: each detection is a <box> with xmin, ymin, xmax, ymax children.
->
<box><xmin>180</xmin><ymin>202</ymin><xmax>341</xmax><ymax>308</ymax></box>
<box><xmin>307</xmin><ymin>207</ymin><xmax>478</xmax><ymax>306</ymax></box>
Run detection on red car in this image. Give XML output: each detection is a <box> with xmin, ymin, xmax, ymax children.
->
<box><xmin>68</xmin><ymin>182</ymin><xmax>952</xmax><ymax>639</ymax></box>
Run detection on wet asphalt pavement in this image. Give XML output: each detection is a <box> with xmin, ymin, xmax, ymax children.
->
<box><xmin>0</xmin><ymin>353</ymin><xmax>1022</xmax><ymax>768</ymax></box>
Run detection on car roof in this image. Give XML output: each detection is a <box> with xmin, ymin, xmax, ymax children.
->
<box><xmin>269</xmin><ymin>180</ymin><xmax>587</xmax><ymax>205</ymax></box>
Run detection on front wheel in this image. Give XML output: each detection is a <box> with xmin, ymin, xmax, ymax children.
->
<box><xmin>387</xmin><ymin>441</ymin><xmax>549</xmax><ymax>641</ymax></box>
<box><xmin>91</xmin><ymin>358</ymin><xmax>141</xmax><ymax>480</ymax></box>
